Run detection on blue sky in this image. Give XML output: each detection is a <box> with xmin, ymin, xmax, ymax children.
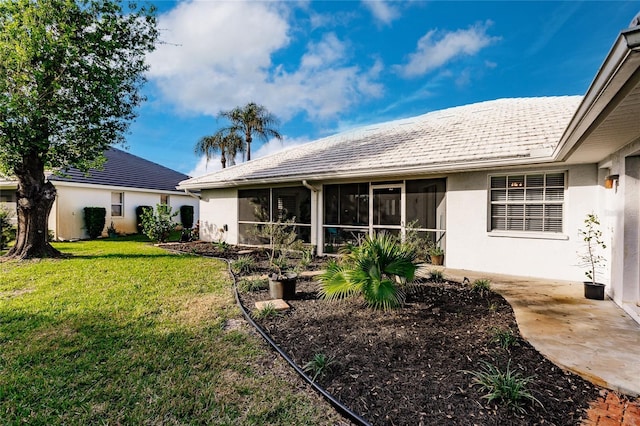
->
<box><xmin>127</xmin><ymin>1</ymin><xmax>640</xmax><ymax>177</ymax></box>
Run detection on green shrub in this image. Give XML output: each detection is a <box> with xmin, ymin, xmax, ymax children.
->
<box><xmin>141</xmin><ymin>204</ymin><xmax>178</xmax><ymax>243</ymax></box>
<box><xmin>430</xmin><ymin>269</ymin><xmax>444</xmax><ymax>282</ymax></box>
<box><xmin>135</xmin><ymin>205</ymin><xmax>152</xmax><ymax>234</ymax></box>
<box><xmin>83</xmin><ymin>207</ymin><xmax>106</xmax><ymax>239</ymax></box>
<box><xmin>253</xmin><ymin>303</ymin><xmax>280</xmax><ymax>319</ymax></box>
<box><xmin>303</xmin><ymin>353</ymin><xmax>336</xmax><ymax>382</ymax></box>
<box><xmin>230</xmin><ymin>255</ymin><xmax>256</xmax><ymax>275</ymax></box>
<box><xmin>180</xmin><ymin>205</ymin><xmax>194</xmax><ymax>229</ymax></box>
<box><xmin>237</xmin><ymin>278</ymin><xmax>268</xmax><ymax>293</ymax></box>
<box><xmin>471</xmin><ymin>278</ymin><xmax>492</xmax><ymax>297</ymax></box>
<box><xmin>0</xmin><ymin>206</ymin><xmax>16</xmax><ymax>250</ymax></box>
<box><xmin>319</xmin><ymin>233</ymin><xmax>418</xmax><ymax>310</ymax></box>
<box><xmin>465</xmin><ymin>360</ymin><xmax>542</xmax><ymax>414</ymax></box>
<box><xmin>490</xmin><ymin>327</ymin><xmax>520</xmax><ymax>349</ymax></box>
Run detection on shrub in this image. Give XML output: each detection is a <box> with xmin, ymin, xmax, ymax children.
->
<box><xmin>0</xmin><ymin>206</ymin><xmax>16</xmax><ymax>250</ymax></box>
<box><xmin>465</xmin><ymin>360</ymin><xmax>542</xmax><ymax>414</ymax></box>
<box><xmin>135</xmin><ymin>206</ymin><xmax>152</xmax><ymax>234</ymax></box>
<box><xmin>141</xmin><ymin>204</ymin><xmax>178</xmax><ymax>243</ymax></box>
<box><xmin>471</xmin><ymin>278</ymin><xmax>492</xmax><ymax>297</ymax></box>
<box><xmin>253</xmin><ymin>303</ymin><xmax>280</xmax><ymax>319</ymax></box>
<box><xmin>237</xmin><ymin>278</ymin><xmax>268</xmax><ymax>293</ymax></box>
<box><xmin>180</xmin><ymin>205</ymin><xmax>194</xmax><ymax>229</ymax></box>
<box><xmin>303</xmin><ymin>353</ymin><xmax>336</xmax><ymax>382</ymax></box>
<box><xmin>430</xmin><ymin>269</ymin><xmax>444</xmax><ymax>282</ymax></box>
<box><xmin>230</xmin><ymin>255</ymin><xmax>256</xmax><ymax>275</ymax></box>
<box><xmin>319</xmin><ymin>233</ymin><xmax>418</xmax><ymax>310</ymax></box>
<box><xmin>490</xmin><ymin>327</ymin><xmax>520</xmax><ymax>349</ymax></box>
<box><xmin>83</xmin><ymin>207</ymin><xmax>106</xmax><ymax>239</ymax></box>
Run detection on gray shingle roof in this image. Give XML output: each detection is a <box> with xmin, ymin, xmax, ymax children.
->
<box><xmin>180</xmin><ymin>96</ymin><xmax>582</xmax><ymax>189</ymax></box>
<box><xmin>50</xmin><ymin>147</ymin><xmax>190</xmax><ymax>192</ymax></box>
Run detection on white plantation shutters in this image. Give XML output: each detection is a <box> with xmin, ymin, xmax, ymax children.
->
<box><xmin>490</xmin><ymin>172</ymin><xmax>565</xmax><ymax>233</ymax></box>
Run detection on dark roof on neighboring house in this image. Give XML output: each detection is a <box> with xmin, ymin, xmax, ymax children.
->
<box><xmin>49</xmin><ymin>147</ymin><xmax>190</xmax><ymax>192</ymax></box>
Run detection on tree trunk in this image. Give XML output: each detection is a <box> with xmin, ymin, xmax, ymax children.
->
<box><xmin>246</xmin><ymin>133</ymin><xmax>252</xmax><ymax>161</ymax></box>
<box><xmin>5</xmin><ymin>153</ymin><xmax>61</xmax><ymax>260</ymax></box>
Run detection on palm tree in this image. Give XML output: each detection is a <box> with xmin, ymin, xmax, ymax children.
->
<box><xmin>195</xmin><ymin>129</ymin><xmax>244</xmax><ymax>169</ymax></box>
<box><xmin>319</xmin><ymin>233</ymin><xmax>418</xmax><ymax>310</ymax></box>
<box><xmin>218</xmin><ymin>102</ymin><xmax>282</xmax><ymax>161</ymax></box>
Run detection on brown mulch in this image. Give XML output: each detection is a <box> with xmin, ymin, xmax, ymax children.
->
<box><xmin>164</xmin><ymin>242</ymin><xmax>601</xmax><ymax>426</ymax></box>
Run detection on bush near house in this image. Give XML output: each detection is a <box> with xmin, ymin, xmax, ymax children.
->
<box><xmin>135</xmin><ymin>205</ymin><xmax>152</xmax><ymax>234</ymax></box>
<box><xmin>0</xmin><ymin>206</ymin><xmax>16</xmax><ymax>250</ymax></box>
<box><xmin>141</xmin><ymin>203</ymin><xmax>178</xmax><ymax>243</ymax></box>
<box><xmin>83</xmin><ymin>207</ymin><xmax>106</xmax><ymax>239</ymax></box>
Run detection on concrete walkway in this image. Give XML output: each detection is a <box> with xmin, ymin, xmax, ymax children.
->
<box><xmin>419</xmin><ymin>266</ymin><xmax>640</xmax><ymax>397</ymax></box>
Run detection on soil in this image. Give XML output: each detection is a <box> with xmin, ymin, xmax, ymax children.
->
<box><xmin>163</xmin><ymin>242</ymin><xmax>601</xmax><ymax>426</ymax></box>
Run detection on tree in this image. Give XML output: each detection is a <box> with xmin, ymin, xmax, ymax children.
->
<box><xmin>0</xmin><ymin>0</ymin><xmax>158</xmax><ymax>259</ymax></box>
<box><xmin>194</xmin><ymin>129</ymin><xmax>244</xmax><ymax>169</ymax></box>
<box><xmin>141</xmin><ymin>203</ymin><xmax>178</xmax><ymax>243</ymax></box>
<box><xmin>218</xmin><ymin>102</ymin><xmax>282</xmax><ymax>161</ymax></box>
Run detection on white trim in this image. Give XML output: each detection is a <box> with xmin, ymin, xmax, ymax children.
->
<box><xmin>487</xmin><ymin>231</ymin><xmax>569</xmax><ymax>240</ymax></box>
<box><xmin>50</xmin><ymin>180</ymin><xmax>186</xmax><ymax>195</ymax></box>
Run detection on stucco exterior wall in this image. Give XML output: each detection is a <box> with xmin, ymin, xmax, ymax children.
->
<box><xmin>51</xmin><ymin>184</ymin><xmax>200</xmax><ymax>240</ymax></box>
<box><xmin>601</xmin><ymin>137</ymin><xmax>640</xmax><ymax>323</ymax></box>
<box><xmin>199</xmin><ymin>188</ymin><xmax>237</xmax><ymax>244</ymax></box>
<box><xmin>445</xmin><ymin>164</ymin><xmax>601</xmax><ymax>282</ymax></box>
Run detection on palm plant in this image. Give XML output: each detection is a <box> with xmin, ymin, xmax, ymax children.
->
<box><xmin>319</xmin><ymin>233</ymin><xmax>418</xmax><ymax>310</ymax></box>
<box><xmin>195</xmin><ymin>129</ymin><xmax>244</xmax><ymax>169</ymax></box>
<box><xmin>218</xmin><ymin>102</ymin><xmax>282</xmax><ymax>161</ymax></box>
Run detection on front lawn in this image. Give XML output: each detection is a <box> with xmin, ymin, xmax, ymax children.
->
<box><xmin>0</xmin><ymin>236</ymin><xmax>341</xmax><ymax>424</ymax></box>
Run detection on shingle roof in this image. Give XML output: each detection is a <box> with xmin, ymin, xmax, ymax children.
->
<box><xmin>50</xmin><ymin>147</ymin><xmax>190</xmax><ymax>192</ymax></box>
<box><xmin>180</xmin><ymin>96</ymin><xmax>582</xmax><ymax>189</ymax></box>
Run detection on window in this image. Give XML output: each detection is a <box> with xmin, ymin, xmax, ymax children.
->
<box><xmin>490</xmin><ymin>172</ymin><xmax>565</xmax><ymax>233</ymax></box>
<box><xmin>160</xmin><ymin>194</ymin><xmax>169</xmax><ymax>205</ymax></box>
<box><xmin>111</xmin><ymin>192</ymin><xmax>124</xmax><ymax>217</ymax></box>
<box><xmin>0</xmin><ymin>190</ymin><xmax>16</xmax><ymax>203</ymax></box>
<box><xmin>238</xmin><ymin>187</ymin><xmax>311</xmax><ymax>244</ymax></box>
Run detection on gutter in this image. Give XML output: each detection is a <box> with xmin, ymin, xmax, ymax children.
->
<box><xmin>302</xmin><ymin>180</ymin><xmax>319</xmax><ymax>192</ymax></box>
<box><xmin>182</xmin><ymin>188</ymin><xmax>200</xmax><ymax>199</ymax></box>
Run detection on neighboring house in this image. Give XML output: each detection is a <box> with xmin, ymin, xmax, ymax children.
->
<box><xmin>1</xmin><ymin>148</ymin><xmax>199</xmax><ymax>240</ymax></box>
<box><xmin>179</xmin><ymin>18</ymin><xmax>640</xmax><ymax>324</ymax></box>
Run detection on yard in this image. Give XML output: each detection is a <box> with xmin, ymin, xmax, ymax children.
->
<box><xmin>0</xmin><ymin>236</ymin><xmax>345</xmax><ymax>425</ymax></box>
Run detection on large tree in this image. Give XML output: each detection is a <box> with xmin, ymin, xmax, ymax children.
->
<box><xmin>0</xmin><ymin>0</ymin><xmax>157</xmax><ymax>259</ymax></box>
<box><xmin>218</xmin><ymin>102</ymin><xmax>282</xmax><ymax>162</ymax></box>
<box><xmin>195</xmin><ymin>129</ymin><xmax>244</xmax><ymax>169</ymax></box>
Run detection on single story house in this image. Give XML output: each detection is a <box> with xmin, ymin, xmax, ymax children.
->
<box><xmin>0</xmin><ymin>147</ymin><xmax>199</xmax><ymax>240</ymax></box>
<box><xmin>179</xmin><ymin>18</ymin><xmax>640</xmax><ymax>324</ymax></box>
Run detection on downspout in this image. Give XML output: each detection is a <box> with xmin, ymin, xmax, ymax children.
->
<box><xmin>182</xmin><ymin>188</ymin><xmax>200</xmax><ymax>199</ymax></box>
<box><xmin>302</xmin><ymin>180</ymin><xmax>320</xmax><ymax>253</ymax></box>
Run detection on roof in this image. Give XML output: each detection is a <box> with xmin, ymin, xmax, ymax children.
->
<box><xmin>49</xmin><ymin>147</ymin><xmax>190</xmax><ymax>192</ymax></box>
<box><xmin>179</xmin><ymin>96</ymin><xmax>583</xmax><ymax>190</ymax></box>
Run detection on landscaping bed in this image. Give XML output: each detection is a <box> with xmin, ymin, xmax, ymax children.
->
<box><xmin>167</xmin><ymin>242</ymin><xmax>601</xmax><ymax>425</ymax></box>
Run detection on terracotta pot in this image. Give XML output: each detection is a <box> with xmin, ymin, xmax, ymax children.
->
<box><xmin>584</xmin><ymin>282</ymin><xmax>605</xmax><ymax>300</ymax></box>
<box><xmin>269</xmin><ymin>273</ymin><xmax>298</xmax><ymax>299</ymax></box>
<box><xmin>430</xmin><ymin>254</ymin><xmax>444</xmax><ymax>266</ymax></box>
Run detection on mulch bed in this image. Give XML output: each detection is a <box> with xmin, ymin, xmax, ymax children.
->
<box><xmin>164</xmin><ymin>242</ymin><xmax>601</xmax><ymax>426</ymax></box>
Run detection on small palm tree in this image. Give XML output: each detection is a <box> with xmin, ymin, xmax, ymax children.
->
<box><xmin>319</xmin><ymin>233</ymin><xmax>418</xmax><ymax>310</ymax></box>
<box><xmin>218</xmin><ymin>102</ymin><xmax>282</xmax><ymax>161</ymax></box>
<box><xmin>195</xmin><ymin>129</ymin><xmax>244</xmax><ymax>169</ymax></box>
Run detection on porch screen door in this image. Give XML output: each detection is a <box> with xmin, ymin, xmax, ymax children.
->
<box><xmin>372</xmin><ymin>185</ymin><xmax>403</xmax><ymax>237</ymax></box>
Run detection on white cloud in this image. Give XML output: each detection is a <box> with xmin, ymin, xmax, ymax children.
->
<box><xmin>362</xmin><ymin>1</ymin><xmax>401</xmax><ymax>26</ymax></box>
<box><xmin>147</xmin><ymin>2</ymin><xmax>382</xmax><ymax>122</ymax></box>
<box><xmin>187</xmin><ymin>136</ymin><xmax>311</xmax><ymax>178</ymax></box>
<box><xmin>396</xmin><ymin>21</ymin><xmax>499</xmax><ymax>78</ymax></box>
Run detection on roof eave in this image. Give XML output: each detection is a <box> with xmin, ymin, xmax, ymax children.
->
<box><xmin>178</xmin><ymin>153</ymin><xmax>559</xmax><ymax>190</ymax></box>
<box><xmin>553</xmin><ymin>26</ymin><xmax>640</xmax><ymax>162</ymax></box>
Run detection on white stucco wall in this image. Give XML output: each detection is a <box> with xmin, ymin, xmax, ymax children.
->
<box><xmin>199</xmin><ymin>188</ymin><xmax>238</xmax><ymax>244</ymax></box>
<box><xmin>445</xmin><ymin>164</ymin><xmax>601</xmax><ymax>282</ymax></box>
<box><xmin>51</xmin><ymin>183</ymin><xmax>200</xmax><ymax>240</ymax></box>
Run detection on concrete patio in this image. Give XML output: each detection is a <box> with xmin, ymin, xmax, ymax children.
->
<box><xmin>419</xmin><ymin>266</ymin><xmax>640</xmax><ymax>397</ymax></box>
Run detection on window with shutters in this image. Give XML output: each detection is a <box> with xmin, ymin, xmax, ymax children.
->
<box><xmin>489</xmin><ymin>172</ymin><xmax>565</xmax><ymax>233</ymax></box>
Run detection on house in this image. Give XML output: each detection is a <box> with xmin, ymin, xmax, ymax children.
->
<box><xmin>178</xmin><ymin>18</ymin><xmax>640</xmax><ymax>325</ymax></box>
<box><xmin>0</xmin><ymin>148</ymin><xmax>199</xmax><ymax>240</ymax></box>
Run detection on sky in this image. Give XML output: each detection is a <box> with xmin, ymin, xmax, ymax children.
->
<box><xmin>126</xmin><ymin>0</ymin><xmax>640</xmax><ymax>178</ymax></box>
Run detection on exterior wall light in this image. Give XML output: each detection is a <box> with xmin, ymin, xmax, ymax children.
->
<box><xmin>604</xmin><ymin>174</ymin><xmax>619</xmax><ymax>189</ymax></box>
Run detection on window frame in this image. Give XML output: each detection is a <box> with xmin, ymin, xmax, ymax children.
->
<box><xmin>111</xmin><ymin>192</ymin><xmax>124</xmax><ymax>217</ymax></box>
<box><xmin>488</xmin><ymin>171</ymin><xmax>567</xmax><ymax>239</ymax></box>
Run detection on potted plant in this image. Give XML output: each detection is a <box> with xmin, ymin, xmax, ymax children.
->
<box><xmin>429</xmin><ymin>245</ymin><xmax>444</xmax><ymax>266</ymax></box>
<box><xmin>107</xmin><ymin>221</ymin><xmax>117</xmax><ymax>238</ymax></box>
<box><xmin>578</xmin><ymin>213</ymin><xmax>607</xmax><ymax>300</ymax></box>
<box><xmin>253</xmin><ymin>218</ymin><xmax>303</xmax><ymax>300</ymax></box>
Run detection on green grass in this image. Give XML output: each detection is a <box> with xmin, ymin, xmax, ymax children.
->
<box><xmin>0</xmin><ymin>235</ymin><xmax>336</xmax><ymax>425</ymax></box>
